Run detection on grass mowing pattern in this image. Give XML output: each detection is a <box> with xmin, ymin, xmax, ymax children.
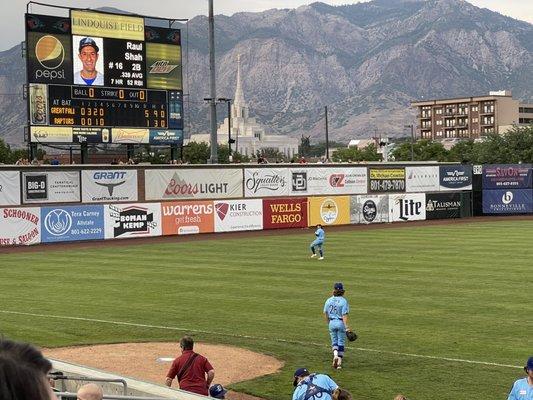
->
<box><xmin>0</xmin><ymin>220</ymin><xmax>531</xmax><ymax>399</ymax></box>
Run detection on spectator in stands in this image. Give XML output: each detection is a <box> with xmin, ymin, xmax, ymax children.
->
<box><xmin>507</xmin><ymin>356</ymin><xmax>533</xmax><ymax>400</ymax></box>
<box><xmin>0</xmin><ymin>338</ymin><xmax>55</xmax><ymax>400</ymax></box>
<box><xmin>165</xmin><ymin>336</ymin><xmax>215</xmax><ymax>396</ymax></box>
<box><xmin>299</xmin><ymin>156</ymin><xmax>307</xmax><ymax>164</ymax></box>
<box><xmin>209</xmin><ymin>383</ymin><xmax>227</xmax><ymax>398</ymax></box>
<box><xmin>77</xmin><ymin>383</ymin><xmax>104</xmax><ymax>400</ymax></box>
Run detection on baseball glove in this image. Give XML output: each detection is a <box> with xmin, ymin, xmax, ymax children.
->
<box><xmin>345</xmin><ymin>329</ymin><xmax>358</xmax><ymax>342</ymax></box>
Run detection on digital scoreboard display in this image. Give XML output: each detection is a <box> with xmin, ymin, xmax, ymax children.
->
<box><xmin>26</xmin><ymin>10</ymin><xmax>184</xmax><ymax>145</ymax></box>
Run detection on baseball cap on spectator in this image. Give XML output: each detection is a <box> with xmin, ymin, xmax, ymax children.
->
<box><xmin>525</xmin><ymin>356</ymin><xmax>533</xmax><ymax>372</ymax></box>
<box><xmin>209</xmin><ymin>383</ymin><xmax>227</xmax><ymax>398</ymax></box>
<box><xmin>334</xmin><ymin>282</ymin><xmax>344</xmax><ymax>290</ymax></box>
<box><xmin>293</xmin><ymin>368</ymin><xmax>309</xmax><ymax>386</ymax></box>
<box><xmin>79</xmin><ymin>37</ymin><xmax>99</xmax><ymax>52</ymax></box>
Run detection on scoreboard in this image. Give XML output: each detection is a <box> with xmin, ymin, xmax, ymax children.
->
<box><xmin>26</xmin><ymin>10</ymin><xmax>183</xmax><ymax>145</ymax></box>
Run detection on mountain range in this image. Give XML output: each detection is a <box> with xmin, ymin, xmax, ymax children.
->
<box><xmin>0</xmin><ymin>0</ymin><xmax>532</xmax><ymax>147</ymax></box>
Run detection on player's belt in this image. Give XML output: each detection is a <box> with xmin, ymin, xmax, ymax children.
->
<box><xmin>329</xmin><ymin>318</ymin><xmax>343</xmax><ymax>321</ymax></box>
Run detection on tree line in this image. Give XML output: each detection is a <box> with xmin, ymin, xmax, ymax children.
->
<box><xmin>1</xmin><ymin>124</ymin><xmax>531</xmax><ymax>164</ymax></box>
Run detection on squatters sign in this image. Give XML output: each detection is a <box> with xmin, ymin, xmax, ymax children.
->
<box><xmin>145</xmin><ymin>169</ymin><xmax>243</xmax><ymax>201</ymax></box>
<box><xmin>161</xmin><ymin>201</ymin><xmax>214</xmax><ymax>235</ymax></box>
<box><xmin>105</xmin><ymin>203</ymin><xmax>161</xmax><ymax>239</ymax></box>
<box><xmin>0</xmin><ymin>207</ymin><xmax>41</xmax><ymax>246</ymax></box>
<box><xmin>263</xmin><ymin>197</ymin><xmax>307</xmax><ymax>229</ymax></box>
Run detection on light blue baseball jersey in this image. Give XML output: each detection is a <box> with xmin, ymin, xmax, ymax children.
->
<box><xmin>507</xmin><ymin>378</ymin><xmax>533</xmax><ymax>400</ymax></box>
<box><xmin>323</xmin><ymin>296</ymin><xmax>349</xmax><ymax>320</ymax></box>
<box><xmin>315</xmin><ymin>227</ymin><xmax>325</xmax><ymax>242</ymax></box>
<box><xmin>292</xmin><ymin>373</ymin><xmax>338</xmax><ymax>400</ymax></box>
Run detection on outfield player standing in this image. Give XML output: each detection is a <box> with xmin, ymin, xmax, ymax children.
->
<box><xmin>507</xmin><ymin>356</ymin><xmax>533</xmax><ymax>400</ymax></box>
<box><xmin>324</xmin><ymin>282</ymin><xmax>350</xmax><ymax>369</ymax></box>
<box><xmin>310</xmin><ymin>224</ymin><xmax>325</xmax><ymax>260</ymax></box>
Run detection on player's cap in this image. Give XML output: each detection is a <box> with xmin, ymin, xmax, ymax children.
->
<box><xmin>79</xmin><ymin>37</ymin><xmax>99</xmax><ymax>52</ymax></box>
<box><xmin>525</xmin><ymin>356</ymin><xmax>533</xmax><ymax>371</ymax></box>
<box><xmin>293</xmin><ymin>368</ymin><xmax>309</xmax><ymax>386</ymax></box>
<box><xmin>209</xmin><ymin>383</ymin><xmax>227</xmax><ymax>398</ymax></box>
<box><xmin>334</xmin><ymin>282</ymin><xmax>344</xmax><ymax>290</ymax></box>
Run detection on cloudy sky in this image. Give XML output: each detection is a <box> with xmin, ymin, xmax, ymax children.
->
<box><xmin>2</xmin><ymin>0</ymin><xmax>531</xmax><ymax>51</ymax></box>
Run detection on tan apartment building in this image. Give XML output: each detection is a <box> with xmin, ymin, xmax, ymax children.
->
<box><xmin>411</xmin><ymin>91</ymin><xmax>533</xmax><ymax>140</ymax></box>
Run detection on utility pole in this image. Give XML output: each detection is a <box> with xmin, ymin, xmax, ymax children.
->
<box><xmin>217</xmin><ymin>98</ymin><xmax>233</xmax><ymax>162</ymax></box>
<box><xmin>324</xmin><ymin>106</ymin><xmax>329</xmax><ymax>161</ymax></box>
<box><xmin>404</xmin><ymin>124</ymin><xmax>414</xmax><ymax>161</ymax></box>
<box><xmin>207</xmin><ymin>0</ymin><xmax>218</xmax><ymax>163</ymax></box>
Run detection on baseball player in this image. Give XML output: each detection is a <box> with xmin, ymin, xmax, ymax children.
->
<box><xmin>507</xmin><ymin>356</ymin><xmax>533</xmax><ymax>400</ymax></box>
<box><xmin>324</xmin><ymin>282</ymin><xmax>350</xmax><ymax>369</ymax></box>
<box><xmin>292</xmin><ymin>368</ymin><xmax>338</xmax><ymax>400</ymax></box>
<box><xmin>310</xmin><ymin>224</ymin><xmax>325</xmax><ymax>260</ymax></box>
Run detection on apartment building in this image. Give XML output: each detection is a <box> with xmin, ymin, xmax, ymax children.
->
<box><xmin>411</xmin><ymin>91</ymin><xmax>533</xmax><ymax>140</ymax></box>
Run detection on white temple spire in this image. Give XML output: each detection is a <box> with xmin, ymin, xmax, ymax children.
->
<box><xmin>234</xmin><ymin>54</ymin><xmax>245</xmax><ymax>107</ymax></box>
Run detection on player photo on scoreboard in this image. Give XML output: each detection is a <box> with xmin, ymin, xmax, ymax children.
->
<box><xmin>72</xmin><ymin>35</ymin><xmax>104</xmax><ymax>86</ymax></box>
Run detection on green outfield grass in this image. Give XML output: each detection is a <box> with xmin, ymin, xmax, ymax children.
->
<box><xmin>0</xmin><ymin>220</ymin><xmax>531</xmax><ymax>400</ymax></box>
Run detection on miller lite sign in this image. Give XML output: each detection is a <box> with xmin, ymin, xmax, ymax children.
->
<box><xmin>389</xmin><ymin>193</ymin><xmax>426</xmax><ymax>222</ymax></box>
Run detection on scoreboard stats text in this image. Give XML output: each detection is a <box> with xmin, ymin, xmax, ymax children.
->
<box><xmin>26</xmin><ymin>10</ymin><xmax>183</xmax><ymax>145</ymax></box>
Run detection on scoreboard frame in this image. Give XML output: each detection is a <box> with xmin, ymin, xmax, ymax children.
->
<box><xmin>25</xmin><ymin>6</ymin><xmax>185</xmax><ymax>148</ymax></box>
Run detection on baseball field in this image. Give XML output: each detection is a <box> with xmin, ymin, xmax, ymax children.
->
<box><xmin>0</xmin><ymin>218</ymin><xmax>531</xmax><ymax>400</ymax></box>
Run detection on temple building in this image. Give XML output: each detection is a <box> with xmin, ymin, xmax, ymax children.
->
<box><xmin>192</xmin><ymin>56</ymin><xmax>299</xmax><ymax>159</ymax></box>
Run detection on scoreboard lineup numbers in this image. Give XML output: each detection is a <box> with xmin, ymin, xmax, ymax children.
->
<box><xmin>26</xmin><ymin>10</ymin><xmax>183</xmax><ymax>144</ymax></box>
<box><xmin>47</xmin><ymin>85</ymin><xmax>168</xmax><ymax>128</ymax></box>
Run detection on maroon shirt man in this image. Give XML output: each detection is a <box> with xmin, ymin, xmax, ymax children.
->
<box><xmin>165</xmin><ymin>336</ymin><xmax>215</xmax><ymax>396</ymax></box>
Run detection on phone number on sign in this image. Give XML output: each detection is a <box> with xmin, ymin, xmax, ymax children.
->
<box><xmin>70</xmin><ymin>228</ymin><xmax>103</xmax><ymax>235</ymax></box>
<box><xmin>369</xmin><ymin>179</ymin><xmax>405</xmax><ymax>192</ymax></box>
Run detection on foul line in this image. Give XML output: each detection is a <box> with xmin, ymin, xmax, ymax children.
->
<box><xmin>0</xmin><ymin>310</ymin><xmax>521</xmax><ymax>369</ymax></box>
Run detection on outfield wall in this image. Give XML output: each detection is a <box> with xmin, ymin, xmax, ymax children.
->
<box><xmin>479</xmin><ymin>164</ymin><xmax>533</xmax><ymax>214</ymax></box>
<box><xmin>1</xmin><ymin>162</ymin><xmax>527</xmax><ymax>247</ymax></box>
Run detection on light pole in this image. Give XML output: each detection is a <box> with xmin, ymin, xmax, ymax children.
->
<box><xmin>207</xmin><ymin>0</ymin><xmax>218</xmax><ymax>163</ymax></box>
<box><xmin>404</xmin><ymin>124</ymin><xmax>414</xmax><ymax>161</ymax></box>
<box><xmin>217</xmin><ymin>97</ymin><xmax>233</xmax><ymax>161</ymax></box>
<box><xmin>324</xmin><ymin>106</ymin><xmax>329</xmax><ymax>161</ymax></box>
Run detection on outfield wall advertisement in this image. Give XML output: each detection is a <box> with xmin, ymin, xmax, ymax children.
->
<box><xmin>482</xmin><ymin>164</ymin><xmax>532</xmax><ymax>189</ymax></box>
<box><xmin>214</xmin><ymin>199</ymin><xmax>263</xmax><ymax>232</ymax></box>
<box><xmin>368</xmin><ymin>168</ymin><xmax>405</xmax><ymax>193</ymax></box>
<box><xmin>0</xmin><ymin>171</ymin><xmax>21</xmax><ymax>206</ymax></box>
<box><xmin>262</xmin><ymin>197</ymin><xmax>307</xmax><ymax>229</ymax></box>
<box><xmin>105</xmin><ymin>203</ymin><xmax>161</xmax><ymax>239</ymax></box>
<box><xmin>482</xmin><ymin>189</ymin><xmax>532</xmax><ymax>214</ymax></box>
<box><xmin>290</xmin><ymin>168</ymin><xmax>367</xmax><ymax>196</ymax></box>
<box><xmin>82</xmin><ymin>170</ymin><xmax>138</xmax><ymax>203</ymax></box>
<box><xmin>0</xmin><ymin>207</ymin><xmax>41</xmax><ymax>246</ymax></box>
<box><xmin>389</xmin><ymin>193</ymin><xmax>426</xmax><ymax>222</ymax></box>
<box><xmin>22</xmin><ymin>171</ymin><xmax>80</xmax><ymax>203</ymax></box>
<box><xmin>40</xmin><ymin>205</ymin><xmax>105</xmax><ymax>243</ymax></box>
<box><xmin>308</xmin><ymin>196</ymin><xmax>350</xmax><ymax>226</ymax></box>
<box><xmin>244</xmin><ymin>169</ymin><xmax>289</xmax><ymax>197</ymax></box>
<box><xmin>350</xmin><ymin>195</ymin><xmax>389</xmax><ymax>224</ymax></box>
<box><xmin>425</xmin><ymin>192</ymin><xmax>463</xmax><ymax>220</ymax></box>
<box><xmin>439</xmin><ymin>165</ymin><xmax>472</xmax><ymax>191</ymax></box>
<box><xmin>145</xmin><ymin>169</ymin><xmax>243</xmax><ymax>201</ymax></box>
<box><xmin>161</xmin><ymin>201</ymin><xmax>214</xmax><ymax>235</ymax></box>
<box><xmin>405</xmin><ymin>166</ymin><xmax>439</xmax><ymax>193</ymax></box>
